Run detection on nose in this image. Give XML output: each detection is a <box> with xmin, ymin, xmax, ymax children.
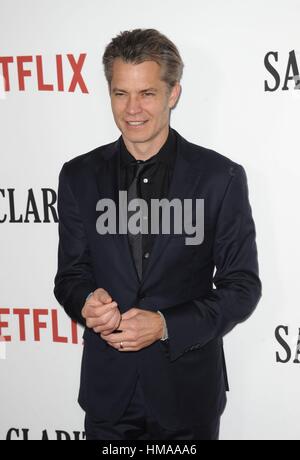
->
<box><xmin>126</xmin><ymin>95</ymin><xmax>142</xmax><ymax>115</ymax></box>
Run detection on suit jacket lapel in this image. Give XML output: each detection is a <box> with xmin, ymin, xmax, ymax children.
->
<box><xmin>140</xmin><ymin>133</ymin><xmax>201</xmax><ymax>287</ymax></box>
<box><xmin>94</xmin><ymin>139</ymin><xmax>141</xmax><ymax>285</ymax></box>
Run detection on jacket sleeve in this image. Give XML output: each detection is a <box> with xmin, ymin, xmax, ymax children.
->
<box><xmin>53</xmin><ymin>163</ymin><xmax>97</xmax><ymax>326</ymax></box>
<box><xmin>162</xmin><ymin>164</ymin><xmax>262</xmax><ymax>362</ymax></box>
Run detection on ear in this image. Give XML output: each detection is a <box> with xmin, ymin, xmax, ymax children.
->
<box><xmin>168</xmin><ymin>82</ymin><xmax>181</xmax><ymax>109</ymax></box>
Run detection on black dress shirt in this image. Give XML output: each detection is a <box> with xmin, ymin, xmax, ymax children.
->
<box><xmin>119</xmin><ymin>126</ymin><xmax>177</xmax><ymax>276</ymax></box>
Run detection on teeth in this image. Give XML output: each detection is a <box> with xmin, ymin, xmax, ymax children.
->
<box><xmin>128</xmin><ymin>121</ymin><xmax>146</xmax><ymax>126</ymax></box>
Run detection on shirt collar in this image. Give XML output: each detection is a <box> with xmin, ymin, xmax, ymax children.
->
<box><xmin>119</xmin><ymin>126</ymin><xmax>176</xmax><ymax>169</ymax></box>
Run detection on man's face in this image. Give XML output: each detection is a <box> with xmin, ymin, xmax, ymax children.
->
<box><xmin>109</xmin><ymin>58</ymin><xmax>180</xmax><ymax>146</ymax></box>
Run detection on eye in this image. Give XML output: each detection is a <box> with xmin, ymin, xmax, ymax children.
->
<box><xmin>144</xmin><ymin>92</ymin><xmax>155</xmax><ymax>97</ymax></box>
<box><xmin>115</xmin><ymin>92</ymin><xmax>125</xmax><ymax>96</ymax></box>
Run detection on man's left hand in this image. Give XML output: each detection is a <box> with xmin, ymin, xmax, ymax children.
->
<box><xmin>100</xmin><ymin>308</ymin><xmax>164</xmax><ymax>351</ymax></box>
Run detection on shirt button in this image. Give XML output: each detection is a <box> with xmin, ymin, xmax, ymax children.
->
<box><xmin>143</xmin><ymin>178</ymin><xmax>149</xmax><ymax>183</ymax></box>
<box><xmin>143</xmin><ymin>252</ymin><xmax>150</xmax><ymax>259</ymax></box>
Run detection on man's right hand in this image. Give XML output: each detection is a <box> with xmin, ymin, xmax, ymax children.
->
<box><xmin>81</xmin><ymin>288</ymin><xmax>121</xmax><ymax>336</ymax></box>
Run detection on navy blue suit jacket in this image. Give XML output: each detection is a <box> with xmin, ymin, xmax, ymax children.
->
<box><xmin>54</xmin><ymin>128</ymin><xmax>262</xmax><ymax>430</ymax></box>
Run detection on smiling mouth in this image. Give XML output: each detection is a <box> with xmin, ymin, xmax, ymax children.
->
<box><xmin>126</xmin><ymin>121</ymin><xmax>148</xmax><ymax>127</ymax></box>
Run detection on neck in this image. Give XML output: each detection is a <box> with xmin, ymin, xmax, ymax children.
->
<box><xmin>122</xmin><ymin>125</ymin><xmax>170</xmax><ymax>161</ymax></box>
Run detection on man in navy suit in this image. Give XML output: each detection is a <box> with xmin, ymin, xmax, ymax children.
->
<box><xmin>54</xmin><ymin>28</ymin><xmax>262</xmax><ymax>440</ymax></box>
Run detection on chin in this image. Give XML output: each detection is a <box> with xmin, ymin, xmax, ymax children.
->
<box><xmin>122</xmin><ymin>128</ymin><xmax>153</xmax><ymax>143</ymax></box>
<box><xmin>124</xmin><ymin>135</ymin><xmax>150</xmax><ymax>144</ymax></box>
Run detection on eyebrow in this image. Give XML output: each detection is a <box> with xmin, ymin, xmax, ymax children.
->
<box><xmin>112</xmin><ymin>87</ymin><xmax>158</xmax><ymax>93</ymax></box>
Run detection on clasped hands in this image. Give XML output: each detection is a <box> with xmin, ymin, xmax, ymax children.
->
<box><xmin>81</xmin><ymin>288</ymin><xmax>164</xmax><ymax>351</ymax></box>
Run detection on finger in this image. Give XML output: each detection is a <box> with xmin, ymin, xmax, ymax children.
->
<box><xmin>101</xmin><ymin>323</ymin><xmax>121</xmax><ymax>336</ymax></box>
<box><xmin>98</xmin><ymin>289</ymin><xmax>112</xmax><ymax>304</ymax></box>
<box><xmin>102</xmin><ymin>330</ymin><xmax>136</xmax><ymax>343</ymax></box>
<box><xmin>100</xmin><ymin>332</ymin><xmax>126</xmax><ymax>343</ymax></box>
<box><xmin>92</xmin><ymin>315</ymin><xmax>120</xmax><ymax>333</ymax></box>
<box><xmin>99</xmin><ymin>313</ymin><xmax>121</xmax><ymax>335</ymax></box>
<box><xmin>87</xmin><ymin>300</ymin><xmax>117</xmax><ymax>311</ymax></box>
<box><xmin>87</xmin><ymin>310</ymin><xmax>118</xmax><ymax>329</ymax></box>
<box><xmin>106</xmin><ymin>340</ymin><xmax>139</xmax><ymax>351</ymax></box>
<box><xmin>100</xmin><ymin>308</ymin><xmax>119</xmax><ymax>323</ymax></box>
<box><xmin>86</xmin><ymin>301</ymin><xmax>118</xmax><ymax>318</ymax></box>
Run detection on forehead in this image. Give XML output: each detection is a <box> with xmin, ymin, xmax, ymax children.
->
<box><xmin>111</xmin><ymin>58</ymin><xmax>164</xmax><ymax>88</ymax></box>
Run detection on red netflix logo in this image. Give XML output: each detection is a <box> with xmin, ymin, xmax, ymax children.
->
<box><xmin>0</xmin><ymin>308</ymin><xmax>80</xmax><ymax>344</ymax></box>
<box><xmin>0</xmin><ymin>53</ymin><xmax>89</xmax><ymax>93</ymax></box>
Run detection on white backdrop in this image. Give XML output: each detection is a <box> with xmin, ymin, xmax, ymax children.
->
<box><xmin>1</xmin><ymin>0</ymin><xmax>299</xmax><ymax>440</ymax></box>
